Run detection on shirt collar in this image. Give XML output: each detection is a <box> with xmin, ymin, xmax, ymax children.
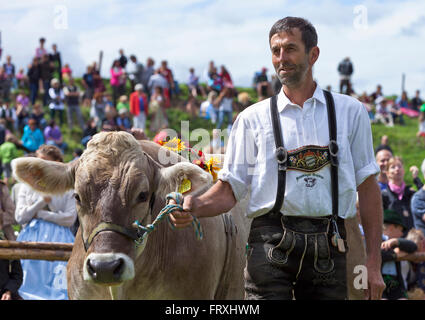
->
<box><xmin>276</xmin><ymin>83</ymin><xmax>326</xmax><ymax>113</ymax></box>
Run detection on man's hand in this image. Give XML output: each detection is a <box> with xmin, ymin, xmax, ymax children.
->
<box><xmin>381</xmin><ymin>238</ymin><xmax>398</xmax><ymax>250</ymax></box>
<box><xmin>168</xmin><ymin>195</ymin><xmax>195</xmax><ymax>229</ymax></box>
<box><xmin>410</xmin><ymin>166</ymin><xmax>419</xmax><ymax>179</ymax></box>
<box><xmin>1</xmin><ymin>291</ymin><xmax>12</xmax><ymax>300</ymax></box>
<box><xmin>364</xmin><ymin>258</ymin><xmax>386</xmax><ymax>300</ymax></box>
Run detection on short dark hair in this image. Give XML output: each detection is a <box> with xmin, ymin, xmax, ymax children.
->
<box><xmin>269</xmin><ymin>17</ymin><xmax>318</xmax><ymax>53</ymax></box>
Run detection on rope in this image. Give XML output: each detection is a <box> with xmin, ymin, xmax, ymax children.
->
<box><xmin>133</xmin><ymin>192</ymin><xmax>203</xmax><ymax>247</ymax></box>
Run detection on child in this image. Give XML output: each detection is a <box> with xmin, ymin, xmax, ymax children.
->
<box><xmin>116</xmin><ymin>95</ymin><xmax>129</xmax><ymax>113</ymax></box>
<box><xmin>116</xmin><ymin>108</ymin><xmax>132</xmax><ymax>131</ymax></box>
<box><xmin>381</xmin><ymin>209</ymin><xmax>418</xmax><ymax>299</ymax></box>
<box><xmin>0</xmin><ymin>133</ymin><xmax>18</xmax><ymax>186</ymax></box>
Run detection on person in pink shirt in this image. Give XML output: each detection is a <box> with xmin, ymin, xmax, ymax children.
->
<box><xmin>110</xmin><ymin>60</ymin><xmax>126</xmax><ymax>107</ymax></box>
<box><xmin>35</xmin><ymin>37</ymin><xmax>47</xmax><ymax>59</ymax></box>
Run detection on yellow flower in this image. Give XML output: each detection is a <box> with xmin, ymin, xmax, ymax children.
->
<box><xmin>205</xmin><ymin>157</ymin><xmax>221</xmax><ymax>181</ymax></box>
<box><xmin>162</xmin><ymin>137</ymin><xmax>186</xmax><ymax>153</ymax></box>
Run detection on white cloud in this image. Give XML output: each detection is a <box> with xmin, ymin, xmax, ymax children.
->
<box><xmin>1</xmin><ymin>0</ymin><xmax>424</xmax><ymax>96</ymax></box>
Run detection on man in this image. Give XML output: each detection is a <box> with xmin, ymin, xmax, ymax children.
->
<box><xmin>253</xmin><ymin>67</ymin><xmax>272</xmax><ymax>101</ymax></box>
<box><xmin>49</xmin><ymin>44</ymin><xmax>62</xmax><ymax>85</ymax></box>
<box><xmin>411</xmin><ymin>90</ymin><xmax>423</xmax><ymax>112</ymax></box>
<box><xmin>2</xmin><ymin>56</ymin><xmax>15</xmax><ymax>101</ymax></box>
<box><xmin>118</xmin><ymin>49</ymin><xmax>128</xmax><ymax>70</ymax></box>
<box><xmin>63</xmin><ymin>77</ymin><xmax>84</xmax><ymax>130</ymax></box>
<box><xmin>337</xmin><ymin>57</ymin><xmax>354</xmax><ymax>95</ymax></box>
<box><xmin>376</xmin><ymin>149</ymin><xmax>392</xmax><ymax>190</ymax></box>
<box><xmin>128</xmin><ymin>55</ymin><xmax>144</xmax><ymax>90</ymax></box>
<box><xmin>170</xmin><ymin>16</ymin><xmax>385</xmax><ymax>300</ymax></box>
<box><xmin>39</xmin><ymin>54</ymin><xmax>54</xmax><ymax>107</ymax></box>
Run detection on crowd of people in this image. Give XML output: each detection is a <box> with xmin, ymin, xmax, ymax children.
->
<box><xmin>1</xmin><ymin>35</ymin><xmax>425</xmax><ymax>300</ymax></box>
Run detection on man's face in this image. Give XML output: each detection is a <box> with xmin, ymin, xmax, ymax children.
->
<box><xmin>376</xmin><ymin>150</ymin><xmax>392</xmax><ymax>172</ymax></box>
<box><xmin>270</xmin><ymin>29</ymin><xmax>316</xmax><ymax>88</ymax></box>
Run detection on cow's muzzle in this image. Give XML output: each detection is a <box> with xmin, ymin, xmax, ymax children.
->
<box><xmin>83</xmin><ymin>253</ymin><xmax>135</xmax><ymax>285</ymax></box>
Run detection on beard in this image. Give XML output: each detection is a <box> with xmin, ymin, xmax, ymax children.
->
<box><xmin>275</xmin><ymin>57</ymin><xmax>310</xmax><ymax>88</ymax></box>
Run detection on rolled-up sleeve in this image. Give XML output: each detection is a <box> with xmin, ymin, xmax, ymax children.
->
<box><xmin>218</xmin><ymin>114</ymin><xmax>255</xmax><ymax>201</ymax></box>
<box><xmin>349</xmin><ymin>101</ymin><xmax>380</xmax><ymax>187</ymax></box>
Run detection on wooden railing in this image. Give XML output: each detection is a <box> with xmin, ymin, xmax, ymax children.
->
<box><xmin>0</xmin><ymin>240</ymin><xmax>73</xmax><ymax>261</ymax></box>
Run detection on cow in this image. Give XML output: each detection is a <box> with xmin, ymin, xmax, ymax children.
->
<box><xmin>12</xmin><ymin>131</ymin><xmax>249</xmax><ymax>299</ymax></box>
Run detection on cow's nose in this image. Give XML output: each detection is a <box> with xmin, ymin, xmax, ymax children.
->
<box><xmin>86</xmin><ymin>258</ymin><xmax>125</xmax><ymax>283</ymax></box>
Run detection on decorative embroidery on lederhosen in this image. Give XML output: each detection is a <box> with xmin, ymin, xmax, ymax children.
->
<box><xmin>287</xmin><ymin>145</ymin><xmax>331</xmax><ymax>172</ymax></box>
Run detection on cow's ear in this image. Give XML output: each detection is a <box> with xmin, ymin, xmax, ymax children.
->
<box><xmin>157</xmin><ymin>162</ymin><xmax>213</xmax><ymax>198</ymax></box>
<box><xmin>12</xmin><ymin>157</ymin><xmax>77</xmax><ymax>194</ymax></box>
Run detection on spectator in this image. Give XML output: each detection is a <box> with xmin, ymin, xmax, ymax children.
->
<box><xmin>0</xmin><ymin>67</ymin><xmax>8</xmax><ymax>102</ymax></box>
<box><xmin>92</xmin><ymin>62</ymin><xmax>106</xmax><ymax>94</ymax></box>
<box><xmin>382</xmin><ymin>156</ymin><xmax>416</xmax><ymax>236</ymax></box>
<box><xmin>29</xmin><ymin>103</ymin><xmax>46</xmax><ymax>131</ymax></box>
<box><xmin>370</xmin><ymin>84</ymin><xmax>383</xmax><ymax>102</ymax></box>
<box><xmin>71</xmin><ymin>148</ymin><xmax>83</xmax><ymax>161</ymax></box>
<box><xmin>48</xmin><ymin>78</ymin><xmax>65</xmax><ymax>125</ymax></box>
<box><xmin>27</xmin><ymin>57</ymin><xmax>41</xmax><ymax>105</ymax></box>
<box><xmin>116</xmin><ymin>108</ymin><xmax>132</xmax><ymax>131</ymax></box>
<box><xmin>0</xmin><ymin>174</ymin><xmax>17</xmax><ymax>241</ymax></box>
<box><xmin>207</xmin><ymin>67</ymin><xmax>222</xmax><ymax>94</ymax></box>
<box><xmin>405</xmin><ymin>229</ymin><xmax>425</xmax><ymax>295</ymax></box>
<box><xmin>185</xmin><ymin>94</ymin><xmax>199</xmax><ymax>119</ymax></box>
<box><xmin>82</xmin><ymin>65</ymin><xmax>95</xmax><ymax>107</ymax></box>
<box><xmin>381</xmin><ymin>209</ymin><xmax>418</xmax><ymax>300</ymax></box>
<box><xmin>44</xmin><ymin>119</ymin><xmax>67</xmax><ymax>153</ymax></box>
<box><xmin>81</xmin><ymin>118</ymin><xmax>98</xmax><ymax>147</ymax></box>
<box><xmin>253</xmin><ymin>67</ymin><xmax>271</xmax><ymax>101</ymax></box>
<box><xmin>21</xmin><ymin>118</ymin><xmax>44</xmax><ymax>153</ymax></box>
<box><xmin>359</xmin><ymin>91</ymin><xmax>375</xmax><ymax>122</ymax></box>
<box><xmin>116</xmin><ymin>95</ymin><xmax>130</xmax><ymax>113</ymax></box>
<box><xmin>15</xmin><ymin>144</ymin><xmax>76</xmax><ymax>300</ymax></box>
<box><xmin>35</xmin><ymin>37</ymin><xmax>47</xmax><ymax>59</ymax></box>
<box><xmin>149</xmin><ymin>86</ymin><xmax>168</xmax><ymax>134</ymax></box>
<box><xmin>0</xmin><ymin>133</ymin><xmax>18</xmax><ymax>187</ymax></box>
<box><xmin>40</xmin><ymin>54</ymin><xmax>54</xmax><ymax>107</ymax></box>
<box><xmin>417</xmin><ymin>102</ymin><xmax>425</xmax><ymax>146</ymax></box>
<box><xmin>129</xmin><ymin>84</ymin><xmax>148</xmax><ymax>130</ymax></box>
<box><xmin>15</xmin><ymin>101</ymin><xmax>30</xmax><ymax>134</ymax></box>
<box><xmin>199</xmin><ymin>90</ymin><xmax>218</xmax><ymax>123</ymax></box>
<box><xmin>110</xmin><ymin>60</ymin><xmax>126</xmax><ymax>107</ymax></box>
<box><xmin>0</xmin><ymin>100</ymin><xmax>16</xmax><ymax>133</ymax></box>
<box><xmin>0</xmin><ymin>228</ymin><xmax>23</xmax><ymax>300</ymax></box>
<box><xmin>49</xmin><ymin>44</ymin><xmax>62</xmax><ymax>85</ymax></box>
<box><xmin>16</xmin><ymin>91</ymin><xmax>30</xmax><ymax>110</ymax></box>
<box><xmin>63</xmin><ymin>77</ymin><xmax>84</xmax><ymax>130</ymax></box>
<box><xmin>187</xmin><ymin>68</ymin><xmax>206</xmax><ymax>98</ymax></box>
<box><xmin>411</xmin><ymin>159</ymin><xmax>425</xmax><ymax>238</ymax></box>
<box><xmin>374</xmin><ymin>97</ymin><xmax>394</xmax><ymax>127</ymax></box>
<box><xmin>214</xmin><ymin>87</ymin><xmax>235</xmax><ymax>131</ymax></box>
<box><xmin>118</xmin><ymin>49</ymin><xmax>128</xmax><ymax>69</ymax></box>
<box><xmin>2</xmin><ymin>55</ymin><xmax>15</xmax><ymax>99</ymax></box>
<box><xmin>411</xmin><ymin>90</ymin><xmax>423</xmax><ymax>112</ymax></box>
<box><xmin>128</xmin><ymin>55</ymin><xmax>144</xmax><ymax>90</ymax></box>
<box><xmin>15</xmin><ymin>68</ymin><xmax>28</xmax><ymax>89</ymax></box>
<box><xmin>61</xmin><ymin>63</ymin><xmax>72</xmax><ymax>83</ymax></box>
<box><xmin>159</xmin><ymin>60</ymin><xmax>175</xmax><ymax>98</ymax></box>
<box><xmin>376</xmin><ymin>149</ymin><xmax>392</xmax><ymax>191</ymax></box>
<box><xmin>141</xmin><ymin>57</ymin><xmax>155</xmax><ymax>99</ymax></box>
<box><xmin>101</xmin><ymin>105</ymin><xmax>119</xmax><ymax>132</ymax></box>
<box><xmin>219</xmin><ymin>65</ymin><xmax>234</xmax><ymax>89</ymax></box>
<box><xmin>391</xmin><ymin>96</ymin><xmax>406</xmax><ymax>126</ymax></box>
<box><xmin>90</xmin><ymin>92</ymin><xmax>106</xmax><ymax>130</ymax></box>
<box><xmin>271</xmin><ymin>74</ymin><xmax>282</xmax><ymax>95</ymax></box>
<box><xmin>375</xmin><ymin>135</ymin><xmax>393</xmax><ymax>155</ymax></box>
<box><xmin>337</xmin><ymin>57</ymin><xmax>354</xmax><ymax>95</ymax></box>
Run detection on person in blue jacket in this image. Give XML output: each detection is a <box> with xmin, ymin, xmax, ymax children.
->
<box><xmin>20</xmin><ymin>117</ymin><xmax>44</xmax><ymax>153</ymax></box>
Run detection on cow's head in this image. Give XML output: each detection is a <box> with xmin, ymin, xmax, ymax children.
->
<box><xmin>12</xmin><ymin>131</ymin><xmax>212</xmax><ymax>286</ymax></box>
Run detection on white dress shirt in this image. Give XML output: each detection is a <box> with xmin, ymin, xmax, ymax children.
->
<box><xmin>218</xmin><ymin>84</ymin><xmax>379</xmax><ymax>219</ymax></box>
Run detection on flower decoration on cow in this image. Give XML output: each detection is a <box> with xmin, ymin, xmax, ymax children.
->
<box><xmin>157</xmin><ymin>136</ymin><xmax>221</xmax><ymax>182</ymax></box>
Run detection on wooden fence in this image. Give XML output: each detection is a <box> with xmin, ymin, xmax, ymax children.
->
<box><xmin>0</xmin><ymin>240</ymin><xmax>73</xmax><ymax>261</ymax></box>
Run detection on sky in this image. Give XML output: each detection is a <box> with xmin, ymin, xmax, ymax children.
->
<box><xmin>0</xmin><ymin>0</ymin><xmax>423</xmax><ymax>96</ymax></box>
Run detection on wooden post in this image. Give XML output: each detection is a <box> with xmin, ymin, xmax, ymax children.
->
<box><xmin>0</xmin><ymin>240</ymin><xmax>73</xmax><ymax>261</ymax></box>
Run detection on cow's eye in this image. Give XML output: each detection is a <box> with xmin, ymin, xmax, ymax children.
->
<box><xmin>74</xmin><ymin>193</ymin><xmax>81</xmax><ymax>203</ymax></box>
<box><xmin>138</xmin><ymin>192</ymin><xmax>148</xmax><ymax>203</ymax></box>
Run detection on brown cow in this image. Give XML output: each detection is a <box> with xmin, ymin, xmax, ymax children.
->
<box><xmin>12</xmin><ymin>131</ymin><xmax>249</xmax><ymax>299</ymax></box>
